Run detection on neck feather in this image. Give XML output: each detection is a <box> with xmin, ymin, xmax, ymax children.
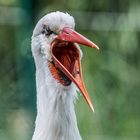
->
<box><xmin>32</xmin><ymin>61</ymin><xmax>82</xmax><ymax>140</ymax></box>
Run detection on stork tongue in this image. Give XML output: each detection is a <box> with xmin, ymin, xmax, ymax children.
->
<box><xmin>51</xmin><ymin>27</ymin><xmax>99</xmax><ymax>112</ymax></box>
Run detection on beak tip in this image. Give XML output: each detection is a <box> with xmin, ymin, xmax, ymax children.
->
<box><xmin>89</xmin><ymin>102</ymin><xmax>95</xmax><ymax>112</ymax></box>
<box><xmin>91</xmin><ymin>106</ymin><xmax>95</xmax><ymax>112</ymax></box>
<box><xmin>97</xmin><ymin>46</ymin><xmax>100</xmax><ymax>50</ymax></box>
<box><xmin>91</xmin><ymin>44</ymin><xmax>99</xmax><ymax>50</ymax></box>
<box><xmin>94</xmin><ymin>45</ymin><xmax>100</xmax><ymax>50</ymax></box>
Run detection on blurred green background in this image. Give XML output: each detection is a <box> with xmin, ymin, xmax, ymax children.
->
<box><xmin>0</xmin><ymin>0</ymin><xmax>140</xmax><ymax>140</ymax></box>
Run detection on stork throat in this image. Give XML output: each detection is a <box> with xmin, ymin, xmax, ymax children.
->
<box><xmin>49</xmin><ymin>61</ymin><xmax>71</xmax><ymax>86</ymax></box>
<box><xmin>49</xmin><ymin>40</ymin><xmax>80</xmax><ymax>86</ymax></box>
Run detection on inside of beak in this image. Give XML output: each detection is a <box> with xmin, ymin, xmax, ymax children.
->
<box><xmin>50</xmin><ymin>39</ymin><xmax>94</xmax><ymax>112</ymax></box>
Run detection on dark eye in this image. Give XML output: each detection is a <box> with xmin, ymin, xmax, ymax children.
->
<box><xmin>42</xmin><ymin>25</ymin><xmax>54</xmax><ymax>36</ymax></box>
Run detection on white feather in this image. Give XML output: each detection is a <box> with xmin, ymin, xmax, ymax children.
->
<box><xmin>31</xmin><ymin>12</ymin><xmax>82</xmax><ymax>140</ymax></box>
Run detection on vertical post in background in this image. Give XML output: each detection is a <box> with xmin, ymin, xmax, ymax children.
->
<box><xmin>15</xmin><ymin>0</ymin><xmax>37</xmax><ymax>139</ymax></box>
<box><xmin>16</xmin><ymin>0</ymin><xmax>37</xmax><ymax>110</ymax></box>
<box><xmin>16</xmin><ymin>0</ymin><xmax>33</xmax><ymax>107</ymax></box>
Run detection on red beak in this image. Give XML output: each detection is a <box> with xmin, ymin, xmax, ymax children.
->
<box><xmin>51</xmin><ymin>27</ymin><xmax>99</xmax><ymax>112</ymax></box>
<box><xmin>58</xmin><ymin>27</ymin><xmax>99</xmax><ymax>50</ymax></box>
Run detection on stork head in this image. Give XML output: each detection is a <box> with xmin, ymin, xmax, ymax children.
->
<box><xmin>32</xmin><ymin>11</ymin><xmax>99</xmax><ymax>112</ymax></box>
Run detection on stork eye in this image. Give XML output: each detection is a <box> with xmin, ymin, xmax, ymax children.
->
<box><xmin>42</xmin><ymin>25</ymin><xmax>54</xmax><ymax>36</ymax></box>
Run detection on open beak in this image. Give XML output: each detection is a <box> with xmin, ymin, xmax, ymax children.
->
<box><xmin>51</xmin><ymin>27</ymin><xmax>99</xmax><ymax>112</ymax></box>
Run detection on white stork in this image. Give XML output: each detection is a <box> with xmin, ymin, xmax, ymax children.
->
<box><xmin>31</xmin><ymin>11</ymin><xmax>99</xmax><ymax>140</ymax></box>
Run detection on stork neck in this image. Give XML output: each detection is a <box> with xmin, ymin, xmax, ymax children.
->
<box><xmin>32</xmin><ymin>66</ymin><xmax>82</xmax><ymax>140</ymax></box>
